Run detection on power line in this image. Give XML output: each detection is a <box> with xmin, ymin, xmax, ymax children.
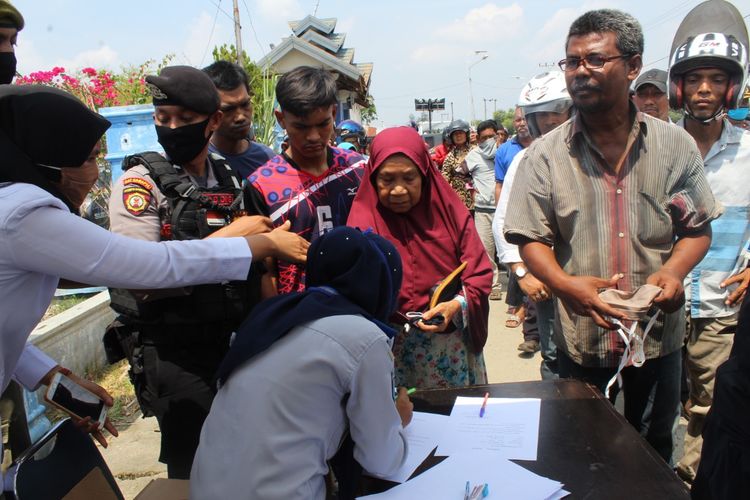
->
<box><xmin>473</xmin><ymin>81</ymin><xmax>525</xmax><ymax>91</ymax></box>
<box><xmin>376</xmin><ymin>82</ymin><xmax>465</xmax><ymax>101</ymax></box>
<box><xmin>643</xmin><ymin>10</ymin><xmax>750</xmax><ymax>68</ymax></box>
<box><xmin>241</xmin><ymin>0</ymin><xmax>267</xmax><ymax>58</ymax></box>
<box><xmin>207</xmin><ymin>0</ymin><xmax>235</xmax><ymax>22</ymax></box>
<box><xmin>642</xmin><ymin>0</ymin><xmax>696</xmax><ymax>30</ymax></box>
<box><xmin>200</xmin><ymin>0</ymin><xmax>222</xmax><ymax>66</ymax></box>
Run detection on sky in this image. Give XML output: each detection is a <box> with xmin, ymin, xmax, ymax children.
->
<box><xmin>12</xmin><ymin>0</ymin><xmax>750</xmax><ymax>128</ymax></box>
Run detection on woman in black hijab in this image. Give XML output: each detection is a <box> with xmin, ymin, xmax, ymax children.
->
<box><xmin>0</xmin><ymin>85</ymin><xmax>117</xmax><ymax>444</ymax></box>
<box><xmin>0</xmin><ymin>85</ymin><xmax>308</xmax><ymax>447</ymax></box>
<box><xmin>0</xmin><ymin>85</ymin><xmax>110</xmax><ymax>207</ymax></box>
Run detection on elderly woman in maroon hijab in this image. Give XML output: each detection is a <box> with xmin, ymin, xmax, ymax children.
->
<box><xmin>347</xmin><ymin>126</ymin><xmax>492</xmax><ymax>388</ymax></box>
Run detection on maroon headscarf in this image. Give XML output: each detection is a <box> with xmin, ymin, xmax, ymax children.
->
<box><xmin>347</xmin><ymin>127</ymin><xmax>492</xmax><ymax>352</ymax></box>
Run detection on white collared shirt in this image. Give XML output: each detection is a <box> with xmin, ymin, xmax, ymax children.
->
<box><xmin>0</xmin><ymin>182</ymin><xmax>252</xmax><ymax>393</ymax></box>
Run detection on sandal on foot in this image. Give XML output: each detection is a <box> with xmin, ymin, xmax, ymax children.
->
<box><xmin>505</xmin><ymin>314</ymin><xmax>521</xmax><ymax>328</ymax></box>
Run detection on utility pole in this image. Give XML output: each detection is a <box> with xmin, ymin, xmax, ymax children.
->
<box><xmin>233</xmin><ymin>0</ymin><xmax>243</xmax><ymax>65</ymax></box>
<box><xmin>450</xmin><ymin>101</ymin><xmax>454</xmax><ymax>121</ymax></box>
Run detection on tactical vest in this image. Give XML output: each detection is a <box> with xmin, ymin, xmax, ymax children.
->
<box><xmin>109</xmin><ymin>152</ymin><xmax>261</xmax><ymax>344</ymax></box>
<box><xmin>124</xmin><ymin>151</ymin><xmax>246</xmax><ymax>240</ymax></box>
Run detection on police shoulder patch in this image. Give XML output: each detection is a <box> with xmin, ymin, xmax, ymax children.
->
<box><xmin>122</xmin><ymin>185</ymin><xmax>151</xmax><ymax>216</ymax></box>
<box><xmin>122</xmin><ymin>177</ymin><xmax>154</xmax><ymax>192</ymax></box>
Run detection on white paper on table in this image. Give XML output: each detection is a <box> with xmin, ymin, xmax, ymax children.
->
<box><xmin>379</xmin><ymin>411</ymin><xmax>449</xmax><ymax>483</ymax></box>
<box><xmin>357</xmin><ymin>451</ymin><xmax>563</xmax><ymax>500</ymax></box>
<box><xmin>436</xmin><ymin>396</ymin><xmax>541</xmax><ymax>459</ymax></box>
<box><xmin>546</xmin><ymin>488</ymin><xmax>570</xmax><ymax>499</ymax></box>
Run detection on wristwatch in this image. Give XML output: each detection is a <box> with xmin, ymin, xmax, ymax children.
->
<box><xmin>514</xmin><ymin>266</ymin><xmax>527</xmax><ymax>279</ymax></box>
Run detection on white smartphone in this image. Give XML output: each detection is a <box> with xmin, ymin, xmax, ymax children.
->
<box><xmin>44</xmin><ymin>372</ymin><xmax>107</xmax><ymax>430</ymax></box>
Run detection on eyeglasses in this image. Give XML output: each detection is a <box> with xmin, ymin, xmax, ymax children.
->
<box><xmin>557</xmin><ymin>54</ymin><xmax>633</xmax><ymax>72</ymax></box>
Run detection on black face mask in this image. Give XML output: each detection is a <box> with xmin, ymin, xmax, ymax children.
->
<box><xmin>155</xmin><ymin>118</ymin><xmax>211</xmax><ymax>165</ymax></box>
<box><xmin>0</xmin><ymin>52</ymin><xmax>17</xmax><ymax>85</ymax></box>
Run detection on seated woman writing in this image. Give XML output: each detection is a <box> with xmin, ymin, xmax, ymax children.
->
<box><xmin>190</xmin><ymin>226</ymin><xmax>412</xmax><ymax>499</ymax></box>
<box><xmin>347</xmin><ymin>127</ymin><xmax>493</xmax><ymax>389</ymax></box>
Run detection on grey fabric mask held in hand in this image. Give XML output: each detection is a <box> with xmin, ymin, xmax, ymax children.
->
<box><xmin>598</xmin><ymin>284</ymin><xmax>663</xmax><ymax>320</ymax></box>
<box><xmin>598</xmin><ymin>284</ymin><xmax>663</xmax><ymax>397</ymax></box>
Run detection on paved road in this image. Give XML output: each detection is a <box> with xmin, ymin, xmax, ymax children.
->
<box><xmin>99</xmin><ymin>299</ymin><xmax>545</xmax><ymax>498</ymax></box>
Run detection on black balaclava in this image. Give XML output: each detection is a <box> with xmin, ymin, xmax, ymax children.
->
<box><xmin>0</xmin><ymin>85</ymin><xmax>111</xmax><ymax>211</ymax></box>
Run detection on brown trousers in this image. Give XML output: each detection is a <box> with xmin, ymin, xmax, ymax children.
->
<box><xmin>676</xmin><ymin>313</ymin><xmax>736</xmax><ymax>481</ymax></box>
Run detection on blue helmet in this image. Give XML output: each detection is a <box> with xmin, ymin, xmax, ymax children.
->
<box><xmin>336</xmin><ymin>119</ymin><xmax>366</xmax><ymax>143</ymax></box>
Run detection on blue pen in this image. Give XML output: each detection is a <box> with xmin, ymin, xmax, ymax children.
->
<box><xmin>469</xmin><ymin>483</ymin><xmax>490</xmax><ymax>499</ymax></box>
<box><xmin>479</xmin><ymin>392</ymin><xmax>489</xmax><ymax>418</ymax></box>
<box><xmin>464</xmin><ymin>480</ymin><xmax>470</xmax><ymax>500</ymax></box>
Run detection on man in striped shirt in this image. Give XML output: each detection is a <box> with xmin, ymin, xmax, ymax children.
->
<box><xmin>504</xmin><ymin>9</ymin><xmax>721</xmax><ymax>463</ymax></box>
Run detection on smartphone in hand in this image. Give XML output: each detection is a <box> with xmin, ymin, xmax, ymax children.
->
<box><xmin>44</xmin><ymin>372</ymin><xmax>107</xmax><ymax>430</ymax></box>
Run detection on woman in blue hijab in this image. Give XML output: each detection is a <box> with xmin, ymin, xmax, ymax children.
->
<box><xmin>191</xmin><ymin>226</ymin><xmax>412</xmax><ymax>500</ymax></box>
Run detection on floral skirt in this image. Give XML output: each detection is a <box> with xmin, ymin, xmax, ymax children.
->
<box><xmin>393</xmin><ymin>325</ymin><xmax>488</xmax><ymax>389</ymax></box>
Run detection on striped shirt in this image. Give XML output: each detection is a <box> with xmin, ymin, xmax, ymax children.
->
<box><xmin>680</xmin><ymin>119</ymin><xmax>750</xmax><ymax>319</ymax></box>
<box><xmin>504</xmin><ymin>109</ymin><xmax>721</xmax><ymax>367</ymax></box>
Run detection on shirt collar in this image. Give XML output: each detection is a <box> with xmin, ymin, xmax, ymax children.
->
<box><xmin>719</xmin><ymin>118</ymin><xmax>745</xmax><ymax>144</ymax></box>
<box><xmin>567</xmin><ymin>102</ymin><xmax>648</xmax><ymax>149</ymax></box>
<box><xmin>282</xmin><ymin>146</ymin><xmax>335</xmax><ymax>171</ymax></box>
<box><xmin>716</xmin><ymin>118</ymin><xmax>743</xmax><ymax>146</ymax></box>
<box><xmin>675</xmin><ymin>117</ymin><xmax>743</xmax><ymax>149</ymax></box>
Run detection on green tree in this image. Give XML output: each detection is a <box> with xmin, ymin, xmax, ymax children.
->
<box><xmin>493</xmin><ymin>107</ymin><xmax>517</xmax><ymax>135</ymax></box>
<box><xmin>360</xmin><ymin>94</ymin><xmax>378</xmax><ymax>125</ymax></box>
<box><xmin>211</xmin><ymin>44</ymin><xmax>278</xmax><ymax>148</ymax></box>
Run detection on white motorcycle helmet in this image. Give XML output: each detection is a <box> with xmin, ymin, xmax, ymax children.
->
<box><xmin>668</xmin><ymin>1</ymin><xmax>749</xmax><ymax>122</ymax></box>
<box><xmin>669</xmin><ymin>33</ymin><xmax>748</xmax><ymax>119</ymax></box>
<box><xmin>517</xmin><ymin>71</ymin><xmax>572</xmax><ymax>138</ymax></box>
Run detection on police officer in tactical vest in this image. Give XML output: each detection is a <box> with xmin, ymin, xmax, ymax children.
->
<box><xmin>107</xmin><ymin>65</ymin><xmax>275</xmax><ymax>478</ymax></box>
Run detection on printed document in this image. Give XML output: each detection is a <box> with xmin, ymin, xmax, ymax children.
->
<box><xmin>437</xmin><ymin>396</ymin><xmax>541</xmax><ymax>460</ymax></box>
